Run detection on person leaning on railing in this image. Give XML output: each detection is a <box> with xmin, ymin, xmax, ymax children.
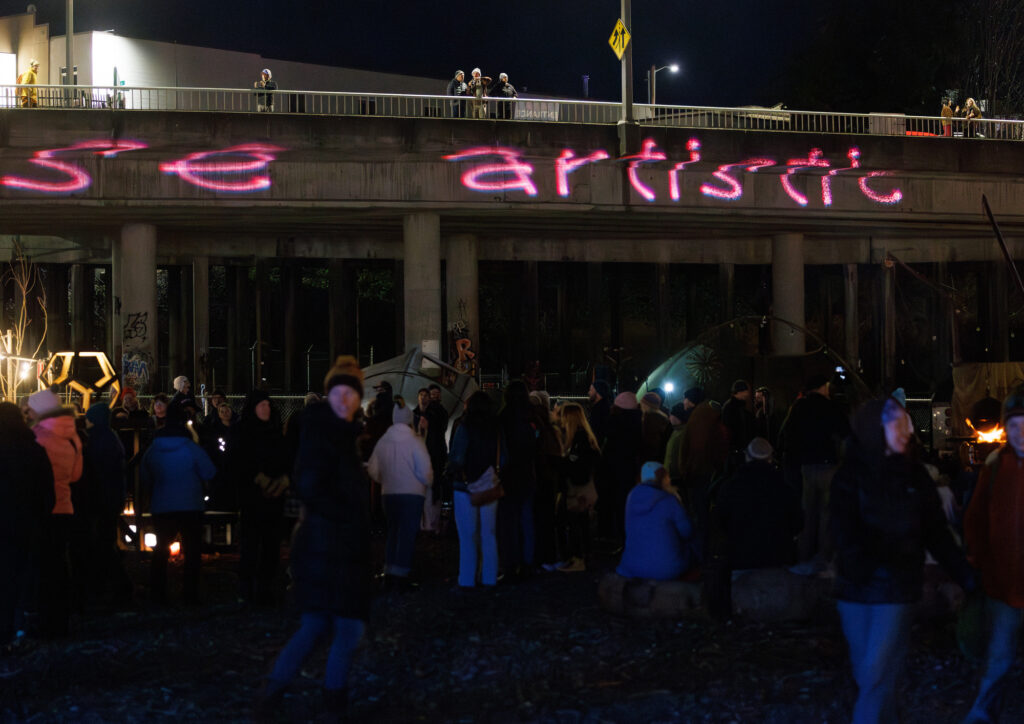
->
<box><xmin>18</xmin><ymin>59</ymin><xmax>39</xmax><ymax>108</ymax></box>
<box><xmin>941</xmin><ymin>99</ymin><xmax>954</xmax><ymax>137</ymax></box>
<box><xmin>254</xmin><ymin>68</ymin><xmax>277</xmax><ymax>112</ymax></box>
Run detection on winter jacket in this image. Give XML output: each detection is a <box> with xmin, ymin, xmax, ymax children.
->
<box><xmin>965</xmin><ymin>446</ymin><xmax>1024</xmax><ymax>607</ymax></box>
<box><xmin>229</xmin><ymin>416</ymin><xmax>290</xmax><ymax>513</ymax></box>
<box><xmin>447</xmin><ymin>77</ymin><xmax>467</xmax><ymax>96</ymax></box>
<box><xmin>82</xmin><ymin>421</ymin><xmax>127</xmax><ymax>517</ymax></box>
<box><xmin>499</xmin><ymin>405</ymin><xmax>538</xmax><ymax>501</ymax></box>
<box><xmin>617</xmin><ymin>482</ymin><xmax>694</xmax><ymax>580</ymax></box>
<box><xmin>562</xmin><ymin>429</ymin><xmax>600</xmax><ymax>489</ymax></box>
<box><xmin>289</xmin><ymin>402</ymin><xmax>372</xmax><ymax>619</ymax></box>
<box><xmin>490</xmin><ymin>80</ymin><xmax>517</xmax><ymax>99</ymax></box>
<box><xmin>367</xmin><ymin>423</ymin><xmax>433</xmax><ymax>497</ymax></box>
<box><xmin>664</xmin><ymin>424</ymin><xmax>685</xmax><ymax>482</ymax></box>
<box><xmin>831</xmin><ymin>398</ymin><xmax>974</xmax><ymax>604</ymax></box>
<box><xmin>717</xmin><ymin>459</ymin><xmax>801</xmax><ymax>570</ymax></box>
<box><xmin>604</xmin><ymin>406</ymin><xmax>643</xmax><ymax>489</ymax></box>
<box><xmin>446</xmin><ymin>419</ymin><xmax>508</xmax><ymax>488</ymax></box>
<box><xmin>721</xmin><ymin>396</ymin><xmax>756</xmax><ymax>451</ymax></box>
<box><xmin>779</xmin><ymin>392</ymin><xmax>849</xmax><ymax>467</ymax></box>
<box><xmin>640</xmin><ymin>411</ymin><xmax>671</xmax><ymax>465</ymax></box>
<box><xmin>141</xmin><ymin>427</ymin><xmax>217</xmax><ymax>514</ymax></box>
<box><xmin>0</xmin><ymin>430</ymin><xmax>54</xmax><ymax>548</ymax></box>
<box><xmin>33</xmin><ymin>410</ymin><xmax>83</xmax><ymax>515</ymax></box>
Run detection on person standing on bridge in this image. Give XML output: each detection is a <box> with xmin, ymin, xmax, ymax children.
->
<box><xmin>490</xmin><ymin>72</ymin><xmax>517</xmax><ymax>119</ymax></box>
<box><xmin>467</xmin><ymin>68</ymin><xmax>491</xmax><ymax>120</ymax></box>
<box><xmin>447</xmin><ymin>69</ymin><xmax>467</xmax><ymax>118</ymax></box>
<box><xmin>18</xmin><ymin>59</ymin><xmax>39</xmax><ymax>108</ymax></box>
<box><xmin>254</xmin><ymin>68</ymin><xmax>277</xmax><ymax>113</ymax></box>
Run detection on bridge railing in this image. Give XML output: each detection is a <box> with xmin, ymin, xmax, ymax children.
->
<box><xmin>2</xmin><ymin>84</ymin><xmax>1022</xmax><ymax>140</ymax></box>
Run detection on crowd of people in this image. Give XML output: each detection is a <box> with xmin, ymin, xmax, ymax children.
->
<box><xmin>445</xmin><ymin>68</ymin><xmax>518</xmax><ymax>119</ymax></box>
<box><xmin>2</xmin><ymin>360</ymin><xmax>1024</xmax><ymax>722</ymax></box>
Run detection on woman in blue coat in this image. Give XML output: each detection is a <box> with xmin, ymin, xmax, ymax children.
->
<box><xmin>257</xmin><ymin>356</ymin><xmax>369</xmax><ymax>720</ymax></box>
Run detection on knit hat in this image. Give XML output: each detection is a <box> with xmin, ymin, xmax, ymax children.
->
<box><xmin>731</xmin><ymin>379</ymin><xmax>750</xmax><ymax>394</ymax></box>
<box><xmin>261</xmin><ymin>68</ymin><xmax>272</xmax><ymax>79</ymax></box>
<box><xmin>529</xmin><ymin>390</ymin><xmax>551</xmax><ymax>409</ymax></box>
<box><xmin>85</xmin><ymin>403</ymin><xmax>111</xmax><ymax>427</ymax></box>
<box><xmin>27</xmin><ymin>388</ymin><xmax>61</xmax><ymax>416</ymax></box>
<box><xmin>592</xmin><ymin>380</ymin><xmax>611</xmax><ymax>401</ymax></box>
<box><xmin>173</xmin><ymin>376</ymin><xmax>189</xmax><ymax>392</ymax></box>
<box><xmin>613</xmin><ymin>391</ymin><xmax>638</xmax><ymax>410</ymax></box>
<box><xmin>1003</xmin><ymin>388</ymin><xmax>1024</xmax><ymax>425</ymax></box>
<box><xmin>640</xmin><ymin>391</ymin><xmax>662</xmax><ymax>408</ymax></box>
<box><xmin>324</xmin><ymin>355</ymin><xmax>364</xmax><ymax>396</ymax></box>
<box><xmin>805</xmin><ymin>374</ymin><xmax>829</xmax><ymax>392</ymax></box>
<box><xmin>393</xmin><ymin>404</ymin><xmax>414</xmax><ymax>426</ymax></box>
<box><xmin>746</xmin><ymin>436</ymin><xmax>773</xmax><ymax>461</ymax></box>
<box><xmin>121</xmin><ymin>386</ymin><xmax>137</xmax><ymax>398</ymax></box>
<box><xmin>472</xmin><ymin>67</ymin><xmax>481</xmax><ymax>76</ymax></box>
<box><xmin>640</xmin><ymin>461</ymin><xmax>665</xmax><ymax>484</ymax></box>
<box><xmin>455</xmin><ymin>69</ymin><xmax>464</xmax><ymax>77</ymax></box>
<box><xmin>683</xmin><ymin>387</ymin><xmax>705</xmax><ymax>405</ymax></box>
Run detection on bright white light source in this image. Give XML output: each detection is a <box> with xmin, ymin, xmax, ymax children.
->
<box><xmin>129</xmin><ymin>524</ymin><xmax>137</xmax><ymax>533</ymax></box>
<box><xmin>123</xmin><ymin>535</ymin><xmax>133</xmax><ymax>544</ymax></box>
<box><xmin>144</xmin><ymin>533</ymin><xmax>157</xmax><ymax>548</ymax></box>
<box><xmin>169</xmin><ymin>542</ymin><xmax>181</xmax><ymax>556</ymax></box>
<box><xmin>663</xmin><ymin>382</ymin><xmax>676</xmax><ymax>394</ymax></box>
<box><xmin>669</xmin><ymin>64</ymin><xmax>680</xmax><ymax>73</ymax></box>
<box><xmin>18</xmin><ymin>362</ymin><xmax>31</xmax><ymax>381</ymax></box>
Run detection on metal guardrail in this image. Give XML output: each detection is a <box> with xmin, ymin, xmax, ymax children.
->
<box><xmin>2</xmin><ymin>83</ymin><xmax>1023</xmax><ymax>140</ymax></box>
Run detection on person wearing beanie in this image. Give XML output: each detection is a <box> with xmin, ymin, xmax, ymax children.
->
<box><xmin>82</xmin><ymin>403</ymin><xmax>133</xmax><ymax>607</ymax></box>
<box><xmin>721</xmin><ymin>379</ymin><xmax>756</xmax><ymax>456</ymax></box>
<box><xmin>489</xmin><ymin>71</ymin><xmax>517</xmax><ymax>119</ymax></box>
<box><xmin>664</xmin><ymin>402</ymin><xmax>689</xmax><ymax>488</ymax></box>
<box><xmin>639</xmin><ymin>391</ymin><xmax>671</xmax><ymax>466</ymax></box>
<box><xmin>254</xmin><ymin>67</ymin><xmax>277</xmax><ymax>112</ymax></box>
<box><xmin>446</xmin><ymin>69</ymin><xmax>467</xmax><ymax>118</ymax></box>
<box><xmin>230</xmin><ymin>390</ymin><xmax>290</xmax><ymax>605</ymax></box>
<box><xmin>366</xmin><ymin>400</ymin><xmax>433</xmax><ymax>589</ymax></box>
<box><xmin>602</xmin><ymin>389</ymin><xmax>643</xmax><ymax>545</ymax></box>
<box><xmin>777</xmin><ymin>373</ymin><xmax>849</xmax><ymax>567</ymax></box>
<box><xmin>258</xmin><ymin>355</ymin><xmax>369</xmax><ymax>720</ymax></box>
<box><xmin>616</xmin><ymin>462</ymin><xmax>695</xmax><ymax>581</ymax></box>
<box><xmin>831</xmin><ymin>398</ymin><xmax>975</xmax><ymax>722</ymax></box>
<box><xmin>466</xmin><ymin>67</ymin><xmax>491</xmax><ymax>119</ymax></box>
<box><xmin>170</xmin><ymin>376</ymin><xmax>195</xmax><ymax>409</ymax></box>
<box><xmin>964</xmin><ymin>388</ymin><xmax>1024</xmax><ymax>721</ymax></box>
<box><xmin>140</xmin><ymin>396</ymin><xmax>217</xmax><ymax>606</ymax></box>
<box><xmin>587</xmin><ymin>380</ymin><xmax>612</xmax><ymax>445</ymax></box>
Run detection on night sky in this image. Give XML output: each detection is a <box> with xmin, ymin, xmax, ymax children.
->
<box><xmin>2</xmin><ymin>0</ymin><xmax>820</xmax><ymax>106</ymax></box>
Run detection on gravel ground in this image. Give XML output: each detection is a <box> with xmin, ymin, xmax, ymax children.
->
<box><xmin>1</xmin><ymin>531</ymin><xmax>1021</xmax><ymax>723</ymax></box>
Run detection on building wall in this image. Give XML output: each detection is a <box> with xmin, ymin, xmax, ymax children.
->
<box><xmin>0</xmin><ymin>13</ymin><xmax>49</xmax><ymax>80</ymax></box>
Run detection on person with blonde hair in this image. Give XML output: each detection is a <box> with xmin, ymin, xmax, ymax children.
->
<box><xmin>558</xmin><ymin>402</ymin><xmax>600</xmax><ymax>571</ymax></box>
<box><xmin>257</xmin><ymin>356</ymin><xmax>369</xmax><ymax>721</ymax></box>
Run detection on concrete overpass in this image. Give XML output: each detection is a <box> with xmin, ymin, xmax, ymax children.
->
<box><xmin>2</xmin><ymin>103</ymin><xmax>1023</xmax><ymax>394</ymax></box>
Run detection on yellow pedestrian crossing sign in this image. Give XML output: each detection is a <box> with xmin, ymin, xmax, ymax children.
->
<box><xmin>608</xmin><ymin>18</ymin><xmax>631</xmax><ymax>60</ymax></box>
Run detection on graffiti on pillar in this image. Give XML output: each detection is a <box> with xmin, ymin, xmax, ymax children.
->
<box><xmin>448</xmin><ymin>300</ymin><xmax>477</xmax><ymax>378</ymax></box>
<box><xmin>122</xmin><ymin>351</ymin><xmax>153</xmax><ymax>390</ymax></box>
<box><xmin>160</xmin><ymin>143</ymin><xmax>285</xmax><ymax>193</ymax></box>
<box><xmin>123</xmin><ymin>312</ymin><xmax>149</xmax><ymax>342</ymax></box>
<box><xmin>0</xmin><ymin>139</ymin><xmax>147</xmax><ymax>194</ymax></box>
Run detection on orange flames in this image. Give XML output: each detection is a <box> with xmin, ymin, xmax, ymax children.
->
<box><xmin>966</xmin><ymin>418</ymin><xmax>1007</xmax><ymax>444</ymax></box>
<box><xmin>169</xmin><ymin>542</ymin><xmax>182</xmax><ymax>557</ymax></box>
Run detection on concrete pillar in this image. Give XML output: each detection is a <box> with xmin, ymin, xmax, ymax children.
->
<box><xmin>403</xmin><ymin>213</ymin><xmax>442</xmax><ymax>356</ymax></box>
<box><xmin>445</xmin><ymin>234</ymin><xmax>480</xmax><ymax>364</ymax></box>
<box><xmin>772</xmin><ymin>234</ymin><xmax>805</xmax><ymax>355</ymax></box>
<box><xmin>193</xmin><ymin>256</ymin><xmax>210</xmax><ymax>392</ymax></box>
<box><xmin>844</xmin><ymin>264</ymin><xmax>859</xmax><ymax>371</ymax></box>
<box><xmin>168</xmin><ymin>267</ymin><xmax>186</xmax><ymax>381</ymax></box>
<box><xmin>119</xmin><ymin>224</ymin><xmax>158</xmax><ymax>394</ymax></box>
<box><xmin>328</xmin><ymin>260</ymin><xmax>357</xmax><ymax>361</ymax></box>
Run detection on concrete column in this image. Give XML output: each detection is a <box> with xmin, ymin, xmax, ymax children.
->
<box><xmin>328</xmin><ymin>260</ymin><xmax>357</xmax><ymax>361</ymax></box>
<box><xmin>772</xmin><ymin>234</ymin><xmax>805</xmax><ymax>356</ymax></box>
<box><xmin>843</xmin><ymin>264</ymin><xmax>859</xmax><ymax>371</ymax></box>
<box><xmin>192</xmin><ymin>256</ymin><xmax>210</xmax><ymax>391</ymax></box>
<box><xmin>168</xmin><ymin>267</ymin><xmax>186</xmax><ymax>381</ymax></box>
<box><xmin>119</xmin><ymin>224</ymin><xmax>158</xmax><ymax>394</ymax></box>
<box><xmin>445</xmin><ymin>234</ymin><xmax>480</xmax><ymax>363</ymax></box>
<box><xmin>403</xmin><ymin>213</ymin><xmax>442</xmax><ymax>356</ymax></box>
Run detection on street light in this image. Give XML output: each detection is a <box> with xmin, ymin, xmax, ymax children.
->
<box><xmin>647</xmin><ymin>63</ymin><xmax>679</xmax><ymax>105</ymax></box>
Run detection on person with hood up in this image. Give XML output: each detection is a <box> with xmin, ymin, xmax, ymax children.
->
<box><xmin>256</xmin><ymin>356</ymin><xmax>370</xmax><ymax>721</ymax></box>
<box><xmin>254</xmin><ymin>68</ymin><xmax>277</xmax><ymax>112</ymax></box>
<box><xmin>963</xmin><ymin>387</ymin><xmax>1024</xmax><ymax>722</ymax></box>
<box><xmin>231</xmin><ymin>390</ymin><xmax>290</xmax><ymax>605</ymax></box>
<box><xmin>26</xmin><ymin>388</ymin><xmax>82</xmax><ymax>637</ymax></box>
<box><xmin>81</xmin><ymin>403</ymin><xmax>133</xmax><ymax>607</ymax></box>
<box><xmin>367</xmin><ymin>401</ymin><xmax>432</xmax><ymax>589</ymax></box>
<box><xmin>140</xmin><ymin>403</ymin><xmax>216</xmax><ymax>604</ymax></box>
<box><xmin>831</xmin><ymin>397</ymin><xmax>976</xmax><ymax>724</ymax></box>
<box><xmin>601</xmin><ymin>389</ymin><xmax>643</xmax><ymax>544</ymax></box>
<box><xmin>0</xmin><ymin>402</ymin><xmax>54</xmax><ymax>649</ymax></box>
<box><xmin>616</xmin><ymin>462</ymin><xmax>695</xmax><ymax>580</ymax></box>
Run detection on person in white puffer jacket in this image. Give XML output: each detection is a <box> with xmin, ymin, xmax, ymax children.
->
<box><xmin>367</xmin><ymin>402</ymin><xmax>432</xmax><ymax>587</ymax></box>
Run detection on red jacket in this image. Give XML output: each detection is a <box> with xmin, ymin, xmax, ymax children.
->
<box><xmin>965</xmin><ymin>447</ymin><xmax>1024</xmax><ymax>607</ymax></box>
<box><xmin>33</xmin><ymin>411</ymin><xmax>83</xmax><ymax>515</ymax></box>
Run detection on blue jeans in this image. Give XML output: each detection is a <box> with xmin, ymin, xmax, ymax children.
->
<box><xmin>966</xmin><ymin>595</ymin><xmax>1024</xmax><ymax>723</ymax></box>
<box><xmin>269</xmin><ymin>613</ymin><xmax>364</xmax><ymax>691</ymax></box>
<box><xmin>382</xmin><ymin>494</ymin><xmax>424</xmax><ymax>577</ymax></box>
<box><xmin>454</xmin><ymin>490</ymin><xmax>498</xmax><ymax>587</ymax></box>
<box><xmin>837</xmin><ymin>600</ymin><xmax>914</xmax><ymax>724</ymax></box>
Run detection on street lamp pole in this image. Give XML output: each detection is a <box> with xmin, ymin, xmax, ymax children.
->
<box><xmin>65</xmin><ymin>0</ymin><xmax>74</xmax><ymax>85</ymax></box>
<box><xmin>648</xmin><ymin>63</ymin><xmax>679</xmax><ymax>106</ymax></box>
<box><xmin>620</xmin><ymin>0</ymin><xmax>633</xmax><ymax>125</ymax></box>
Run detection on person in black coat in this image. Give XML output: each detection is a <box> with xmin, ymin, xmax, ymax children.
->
<box><xmin>81</xmin><ymin>404</ymin><xmax>133</xmax><ymax>607</ymax></box>
<box><xmin>231</xmin><ymin>390</ymin><xmax>290</xmax><ymax>605</ymax></box>
<box><xmin>257</xmin><ymin>357</ymin><xmax>369</xmax><ymax>720</ymax></box>
<box><xmin>831</xmin><ymin>397</ymin><xmax>975</xmax><ymax>723</ymax></box>
<box><xmin>0</xmin><ymin>402</ymin><xmax>55</xmax><ymax>646</ymax></box>
<box><xmin>601</xmin><ymin>392</ymin><xmax>643</xmax><ymax>544</ymax></box>
<box><xmin>498</xmin><ymin>380</ymin><xmax>539</xmax><ymax>578</ymax></box>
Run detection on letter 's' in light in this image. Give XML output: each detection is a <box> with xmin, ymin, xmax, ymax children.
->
<box><xmin>1</xmin><ymin>139</ymin><xmax>147</xmax><ymax>194</ymax></box>
<box><xmin>700</xmin><ymin>158</ymin><xmax>775</xmax><ymax>201</ymax></box>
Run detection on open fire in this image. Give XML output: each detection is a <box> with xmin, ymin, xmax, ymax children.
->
<box><xmin>966</xmin><ymin>418</ymin><xmax>1007</xmax><ymax>444</ymax></box>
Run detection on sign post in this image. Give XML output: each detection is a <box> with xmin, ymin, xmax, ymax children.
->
<box><xmin>610</xmin><ymin>3</ymin><xmax>637</xmax><ymax>155</ymax></box>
